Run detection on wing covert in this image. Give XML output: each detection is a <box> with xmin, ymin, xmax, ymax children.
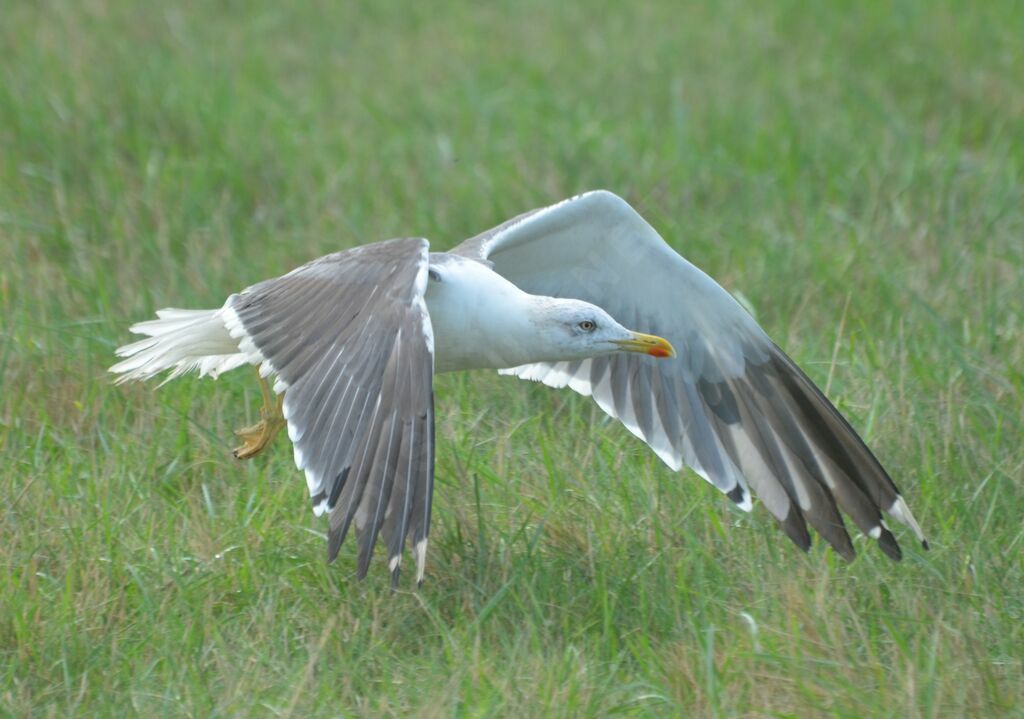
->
<box><xmin>225</xmin><ymin>238</ymin><xmax>436</xmax><ymax>585</ymax></box>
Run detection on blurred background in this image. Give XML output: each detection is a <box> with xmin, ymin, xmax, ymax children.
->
<box><xmin>1</xmin><ymin>1</ymin><xmax>1021</xmax><ymax>716</ymax></box>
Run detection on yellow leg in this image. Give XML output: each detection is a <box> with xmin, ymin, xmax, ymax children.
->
<box><xmin>233</xmin><ymin>367</ymin><xmax>286</xmax><ymax>460</ymax></box>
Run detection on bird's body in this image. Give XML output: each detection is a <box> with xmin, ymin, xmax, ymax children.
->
<box><xmin>111</xmin><ymin>190</ymin><xmax>927</xmax><ymax>585</ymax></box>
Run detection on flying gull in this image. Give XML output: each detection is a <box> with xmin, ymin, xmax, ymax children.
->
<box><xmin>110</xmin><ymin>190</ymin><xmax>928</xmax><ymax>586</ymax></box>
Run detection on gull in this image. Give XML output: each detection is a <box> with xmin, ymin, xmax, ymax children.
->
<box><xmin>110</xmin><ymin>190</ymin><xmax>927</xmax><ymax>586</ymax></box>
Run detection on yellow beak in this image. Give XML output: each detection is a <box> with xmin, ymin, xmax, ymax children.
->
<box><xmin>613</xmin><ymin>331</ymin><xmax>677</xmax><ymax>358</ymax></box>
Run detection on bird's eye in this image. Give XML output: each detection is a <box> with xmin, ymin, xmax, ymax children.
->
<box><xmin>578</xmin><ymin>320</ymin><xmax>596</xmax><ymax>332</ymax></box>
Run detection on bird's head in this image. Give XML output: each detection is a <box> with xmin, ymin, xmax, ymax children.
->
<box><xmin>530</xmin><ymin>299</ymin><xmax>676</xmax><ymax>361</ymax></box>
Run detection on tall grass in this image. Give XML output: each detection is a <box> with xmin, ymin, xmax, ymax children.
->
<box><xmin>1</xmin><ymin>1</ymin><xmax>1021</xmax><ymax>716</ymax></box>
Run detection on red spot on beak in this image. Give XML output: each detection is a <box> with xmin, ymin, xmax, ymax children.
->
<box><xmin>648</xmin><ymin>347</ymin><xmax>672</xmax><ymax>358</ymax></box>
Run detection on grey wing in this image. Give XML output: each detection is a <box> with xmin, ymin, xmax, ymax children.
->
<box><xmin>225</xmin><ymin>238</ymin><xmax>436</xmax><ymax>585</ymax></box>
<box><xmin>455</xmin><ymin>191</ymin><xmax>927</xmax><ymax>560</ymax></box>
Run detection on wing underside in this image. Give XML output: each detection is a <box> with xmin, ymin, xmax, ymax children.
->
<box><xmin>460</xmin><ymin>190</ymin><xmax>926</xmax><ymax>559</ymax></box>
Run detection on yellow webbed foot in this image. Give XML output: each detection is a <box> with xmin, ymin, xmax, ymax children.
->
<box><xmin>233</xmin><ymin>370</ymin><xmax>285</xmax><ymax>460</ymax></box>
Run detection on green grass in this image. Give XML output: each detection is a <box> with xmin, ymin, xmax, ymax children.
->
<box><xmin>1</xmin><ymin>0</ymin><xmax>1021</xmax><ymax>716</ymax></box>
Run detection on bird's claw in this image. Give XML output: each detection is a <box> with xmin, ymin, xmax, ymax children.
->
<box><xmin>233</xmin><ymin>369</ymin><xmax>285</xmax><ymax>460</ymax></box>
<box><xmin>232</xmin><ymin>413</ymin><xmax>285</xmax><ymax>460</ymax></box>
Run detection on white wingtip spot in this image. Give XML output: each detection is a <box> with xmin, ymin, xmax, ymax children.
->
<box><xmin>389</xmin><ymin>555</ymin><xmax>401</xmax><ymax>572</ymax></box>
<box><xmin>313</xmin><ymin>497</ymin><xmax>329</xmax><ymax>517</ymax></box>
<box><xmin>869</xmin><ymin>526</ymin><xmax>882</xmax><ymax>539</ymax></box>
<box><xmin>887</xmin><ymin>495</ymin><xmax>926</xmax><ymax>543</ymax></box>
<box><xmin>737</xmin><ymin>493</ymin><xmax>753</xmax><ymax>513</ymax></box>
<box><xmin>414</xmin><ymin>539</ymin><xmax>428</xmax><ymax>584</ymax></box>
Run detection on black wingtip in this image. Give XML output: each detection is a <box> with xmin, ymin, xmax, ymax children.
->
<box><xmin>779</xmin><ymin>511</ymin><xmax>812</xmax><ymax>553</ymax></box>
<box><xmin>327</xmin><ymin>528</ymin><xmax>343</xmax><ymax>564</ymax></box>
<box><xmin>832</xmin><ymin>537</ymin><xmax>857</xmax><ymax>563</ymax></box>
<box><xmin>878</xmin><ymin>528</ymin><xmax>903</xmax><ymax>561</ymax></box>
<box><xmin>921</xmin><ymin>539</ymin><xmax>930</xmax><ymax>551</ymax></box>
<box><xmin>727</xmin><ymin>485</ymin><xmax>747</xmax><ymax>507</ymax></box>
<box><xmin>356</xmin><ymin>544</ymin><xmax>373</xmax><ymax>580</ymax></box>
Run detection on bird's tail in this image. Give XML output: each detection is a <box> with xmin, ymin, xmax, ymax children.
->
<box><xmin>109</xmin><ymin>307</ymin><xmax>249</xmax><ymax>385</ymax></box>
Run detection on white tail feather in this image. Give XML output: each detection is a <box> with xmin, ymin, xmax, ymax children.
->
<box><xmin>109</xmin><ymin>305</ymin><xmax>249</xmax><ymax>385</ymax></box>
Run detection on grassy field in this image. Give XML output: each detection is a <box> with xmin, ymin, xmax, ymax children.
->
<box><xmin>1</xmin><ymin>1</ymin><xmax>1022</xmax><ymax>716</ymax></box>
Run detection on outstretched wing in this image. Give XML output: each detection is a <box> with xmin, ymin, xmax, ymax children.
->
<box><xmin>225</xmin><ymin>238</ymin><xmax>436</xmax><ymax>585</ymax></box>
<box><xmin>453</xmin><ymin>191</ymin><xmax>926</xmax><ymax>560</ymax></box>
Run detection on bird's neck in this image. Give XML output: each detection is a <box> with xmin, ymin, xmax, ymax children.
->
<box><xmin>425</xmin><ymin>259</ymin><xmax>559</xmax><ymax>373</ymax></box>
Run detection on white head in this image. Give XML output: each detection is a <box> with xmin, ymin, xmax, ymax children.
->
<box><xmin>525</xmin><ymin>297</ymin><xmax>676</xmax><ymax>363</ymax></box>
